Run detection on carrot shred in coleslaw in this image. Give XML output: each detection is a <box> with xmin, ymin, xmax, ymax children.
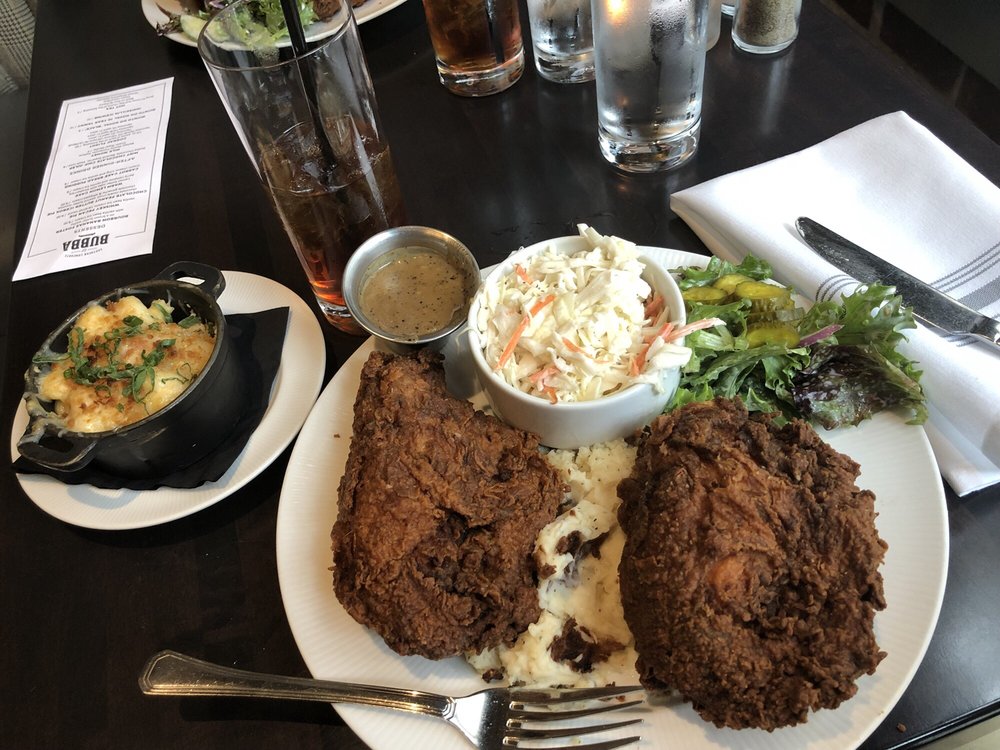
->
<box><xmin>496</xmin><ymin>294</ymin><xmax>556</xmax><ymax>369</ymax></box>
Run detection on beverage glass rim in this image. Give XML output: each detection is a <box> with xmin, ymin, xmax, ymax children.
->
<box><xmin>197</xmin><ymin>0</ymin><xmax>353</xmax><ymax>73</ymax></box>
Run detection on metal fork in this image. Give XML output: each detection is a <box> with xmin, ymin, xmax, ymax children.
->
<box><xmin>140</xmin><ymin>650</ymin><xmax>644</xmax><ymax>750</ymax></box>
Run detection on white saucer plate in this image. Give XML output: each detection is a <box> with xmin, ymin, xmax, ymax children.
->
<box><xmin>10</xmin><ymin>271</ymin><xmax>325</xmax><ymax>530</ymax></box>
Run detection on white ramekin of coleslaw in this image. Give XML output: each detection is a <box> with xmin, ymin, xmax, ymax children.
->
<box><xmin>468</xmin><ymin>225</ymin><xmax>702</xmax><ymax>449</ymax></box>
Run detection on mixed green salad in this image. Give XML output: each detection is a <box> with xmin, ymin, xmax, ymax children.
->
<box><xmin>156</xmin><ymin>0</ymin><xmax>322</xmax><ymax>43</ymax></box>
<box><xmin>669</xmin><ymin>255</ymin><xmax>928</xmax><ymax>430</ymax></box>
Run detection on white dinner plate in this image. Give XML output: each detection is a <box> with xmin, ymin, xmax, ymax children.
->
<box><xmin>276</xmin><ymin>247</ymin><xmax>949</xmax><ymax>750</ymax></box>
<box><xmin>10</xmin><ymin>271</ymin><xmax>325</xmax><ymax>531</ymax></box>
<box><xmin>141</xmin><ymin>0</ymin><xmax>411</xmax><ymax>47</ymax></box>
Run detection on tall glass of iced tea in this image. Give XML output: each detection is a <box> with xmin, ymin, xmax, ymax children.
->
<box><xmin>199</xmin><ymin>0</ymin><xmax>406</xmax><ymax>333</ymax></box>
<box><xmin>421</xmin><ymin>0</ymin><xmax>525</xmax><ymax>96</ymax></box>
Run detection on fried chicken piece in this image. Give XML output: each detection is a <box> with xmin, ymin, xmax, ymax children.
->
<box><xmin>331</xmin><ymin>349</ymin><xmax>563</xmax><ymax>660</ymax></box>
<box><xmin>617</xmin><ymin>398</ymin><xmax>887</xmax><ymax>730</ymax></box>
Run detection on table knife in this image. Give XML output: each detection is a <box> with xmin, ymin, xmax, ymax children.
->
<box><xmin>795</xmin><ymin>217</ymin><xmax>1000</xmax><ymax>351</ymax></box>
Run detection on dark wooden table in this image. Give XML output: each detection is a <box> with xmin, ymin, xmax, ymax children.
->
<box><xmin>3</xmin><ymin>1</ymin><xmax>999</xmax><ymax>748</ymax></box>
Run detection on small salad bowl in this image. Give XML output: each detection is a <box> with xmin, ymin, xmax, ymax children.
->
<box><xmin>467</xmin><ymin>233</ymin><xmax>687</xmax><ymax>449</ymax></box>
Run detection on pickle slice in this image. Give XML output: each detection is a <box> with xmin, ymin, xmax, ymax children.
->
<box><xmin>712</xmin><ymin>273</ymin><xmax>755</xmax><ymax>296</ymax></box>
<box><xmin>734</xmin><ymin>281</ymin><xmax>794</xmax><ymax>313</ymax></box>
<box><xmin>682</xmin><ymin>286</ymin><xmax>729</xmax><ymax>304</ymax></box>
<box><xmin>746</xmin><ymin>323</ymin><xmax>801</xmax><ymax>348</ymax></box>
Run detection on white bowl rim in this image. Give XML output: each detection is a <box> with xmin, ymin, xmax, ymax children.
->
<box><xmin>467</xmin><ymin>235</ymin><xmax>688</xmax><ymax>410</ymax></box>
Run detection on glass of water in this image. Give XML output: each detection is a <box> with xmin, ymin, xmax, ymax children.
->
<box><xmin>592</xmin><ymin>0</ymin><xmax>709</xmax><ymax>172</ymax></box>
<box><xmin>525</xmin><ymin>0</ymin><xmax>595</xmax><ymax>83</ymax></box>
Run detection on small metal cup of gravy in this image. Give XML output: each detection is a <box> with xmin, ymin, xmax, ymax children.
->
<box><xmin>343</xmin><ymin>226</ymin><xmax>481</xmax><ymax>352</ymax></box>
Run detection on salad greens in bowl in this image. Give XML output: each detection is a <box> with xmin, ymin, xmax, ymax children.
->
<box><xmin>155</xmin><ymin>0</ymin><xmax>332</xmax><ymax>44</ymax></box>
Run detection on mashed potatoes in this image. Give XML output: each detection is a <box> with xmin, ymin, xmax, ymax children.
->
<box><xmin>467</xmin><ymin>440</ymin><xmax>639</xmax><ymax>687</ymax></box>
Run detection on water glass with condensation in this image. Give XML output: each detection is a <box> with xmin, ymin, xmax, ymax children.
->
<box><xmin>592</xmin><ymin>0</ymin><xmax>710</xmax><ymax>172</ymax></box>
<box><xmin>420</xmin><ymin>0</ymin><xmax>525</xmax><ymax>96</ymax></box>
<box><xmin>199</xmin><ymin>0</ymin><xmax>406</xmax><ymax>334</ymax></box>
<box><xmin>525</xmin><ymin>0</ymin><xmax>595</xmax><ymax>83</ymax></box>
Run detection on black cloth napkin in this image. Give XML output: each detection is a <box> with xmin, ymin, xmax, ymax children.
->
<box><xmin>13</xmin><ymin>307</ymin><xmax>290</xmax><ymax>490</ymax></box>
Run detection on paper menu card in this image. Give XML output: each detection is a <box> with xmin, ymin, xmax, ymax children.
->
<box><xmin>13</xmin><ymin>78</ymin><xmax>173</xmax><ymax>281</ymax></box>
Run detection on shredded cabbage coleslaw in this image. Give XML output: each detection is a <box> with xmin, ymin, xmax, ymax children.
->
<box><xmin>475</xmin><ymin>225</ymin><xmax>722</xmax><ymax>403</ymax></box>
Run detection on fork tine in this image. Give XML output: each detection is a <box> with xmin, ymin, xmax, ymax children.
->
<box><xmin>508</xmin><ymin>736</ymin><xmax>641</xmax><ymax>750</ymax></box>
<box><xmin>511</xmin><ymin>685</ymin><xmax>644</xmax><ymax>704</ymax></box>
<box><xmin>511</xmin><ymin>698</ymin><xmax>645</xmax><ymax>721</ymax></box>
<box><xmin>508</xmin><ymin>717</ymin><xmax>641</xmax><ymax>739</ymax></box>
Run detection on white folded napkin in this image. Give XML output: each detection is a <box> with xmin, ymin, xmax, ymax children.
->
<box><xmin>671</xmin><ymin>111</ymin><xmax>1000</xmax><ymax>496</ymax></box>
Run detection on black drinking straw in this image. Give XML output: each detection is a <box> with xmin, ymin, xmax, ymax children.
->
<box><xmin>278</xmin><ymin>0</ymin><xmax>339</xmax><ymax>170</ymax></box>
<box><xmin>483</xmin><ymin>0</ymin><xmax>505</xmax><ymax>64</ymax></box>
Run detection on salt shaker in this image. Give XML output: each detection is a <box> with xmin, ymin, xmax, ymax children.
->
<box><xmin>732</xmin><ymin>0</ymin><xmax>801</xmax><ymax>54</ymax></box>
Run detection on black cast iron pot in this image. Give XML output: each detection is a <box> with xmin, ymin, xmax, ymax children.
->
<box><xmin>18</xmin><ymin>262</ymin><xmax>246</xmax><ymax>479</ymax></box>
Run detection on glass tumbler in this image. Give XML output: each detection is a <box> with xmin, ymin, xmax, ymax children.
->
<box><xmin>420</xmin><ymin>0</ymin><xmax>525</xmax><ymax>96</ymax></box>
<box><xmin>199</xmin><ymin>0</ymin><xmax>406</xmax><ymax>334</ymax></box>
<box><xmin>525</xmin><ymin>0</ymin><xmax>595</xmax><ymax>83</ymax></box>
<box><xmin>592</xmin><ymin>0</ymin><xmax>710</xmax><ymax>172</ymax></box>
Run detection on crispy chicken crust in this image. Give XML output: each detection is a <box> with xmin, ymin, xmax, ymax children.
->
<box><xmin>617</xmin><ymin>398</ymin><xmax>887</xmax><ymax>730</ymax></box>
<box><xmin>331</xmin><ymin>350</ymin><xmax>563</xmax><ymax>660</ymax></box>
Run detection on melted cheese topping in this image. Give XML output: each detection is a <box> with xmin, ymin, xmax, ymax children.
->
<box><xmin>38</xmin><ymin>296</ymin><xmax>216</xmax><ymax>433</ymax></box>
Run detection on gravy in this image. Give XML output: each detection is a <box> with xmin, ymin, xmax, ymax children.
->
<box><xmin>360</xmin><ymin>249</ymin><xmax>471</xmax><ymax>338</ymax></box>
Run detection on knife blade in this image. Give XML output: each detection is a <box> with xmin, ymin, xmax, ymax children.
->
<box><xmin>795</xmin><ymin>217</ymin><xmax>1000</xmax><ymax>351</ymax></box>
